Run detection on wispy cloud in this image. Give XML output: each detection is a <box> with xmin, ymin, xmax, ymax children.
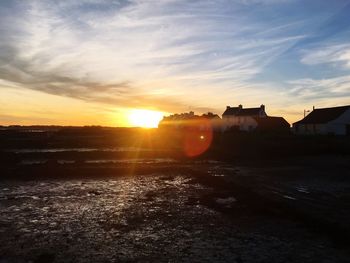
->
<box><xmin>287</xmin><ymin>75</ymin><xmax>350</xmax><ymax>100</ymax></box>
<box><xmin>300</xmin><ymin>43</ymin><xmax>350</xmax><ymax>69</ymax></box>
<box><xmin>0</xmin><ymin>0</ymin><xmax>305</xmax><ymax>112</ymax></box>
<box><xmin>1</xmin><ymin>0</ymin><xmax>350</xmax><ymax>125</ymax></box>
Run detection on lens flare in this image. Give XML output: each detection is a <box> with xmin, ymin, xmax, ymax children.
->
<box><xmin>183</xmin><ymin>118</ymin><xmax>213</xmax><ymax>157</ymax></box>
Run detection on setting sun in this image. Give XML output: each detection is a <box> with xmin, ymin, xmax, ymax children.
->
<box><xmin>128</xmin><ymin>109</ymin><xmax>164</xmax><ymax>128</ymax></box>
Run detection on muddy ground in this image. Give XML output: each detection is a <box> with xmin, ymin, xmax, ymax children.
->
<box><xmin>1</xmin><ymin>156</ymin><xmax>350</xmax><ymax>263</ymax></box>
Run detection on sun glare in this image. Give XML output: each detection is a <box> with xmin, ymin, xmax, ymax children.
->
<box><xmin>128</xmin><ymin>109</ymin><xmax>164</xmax><ymax>128</ymax></box>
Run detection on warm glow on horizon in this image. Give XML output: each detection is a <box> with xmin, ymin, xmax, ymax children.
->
<box><xmin>127</xmin><ymin>109</ymin><xmax>164</xmax><ymax>128</ymax></box>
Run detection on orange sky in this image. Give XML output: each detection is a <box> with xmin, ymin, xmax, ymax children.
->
<box><xmin>1</xmin><ymin>73</ymin><xmax>309</xmax><ymax>127</ymax></box>
<box><xmin>1</xmin><ymin>86</ymin><xmax>347</xmax><ymax>127</ymax></box>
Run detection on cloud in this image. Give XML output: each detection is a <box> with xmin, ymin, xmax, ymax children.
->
<box><xmin>300</xmin><ymin>43</ymin><xmax>350</xmax><ymax>69</ymax></box>
<box><xmin>0</xmin><ymin>0</ymin><xmax>326</xmax><ymax>116</ymax></box>
<box><xmin>287</xmin><ymin>75</ymin><xmax>350</xmax><ymax>100</ymax></box>
<box><xmin>0</xmin><ymin>113</ymin><xmax>53</xmax><ymax>124</ymax></box>
<box><xmin>239</xmin><ymin>0</ymin><xmax>292</xmax><ymax>4</ymax></box>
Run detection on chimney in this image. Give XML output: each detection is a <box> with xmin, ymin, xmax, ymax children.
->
<box><xmin>313</xmin><ymin>106</ymin><xmax>315</xmax><ymax>111</ymax></box>
<box><xmin>260</xmin><ymin>104</ymin><xmax>265</xmax><ymax>111</ymax></box>
<box><xmin>238</xmin><ymin>104</ymin><xmax>243</xmax><ymax>109</ymax></box>
<box><xmin>226</xmin><ymin>106</ymin><xmax>230</xmax><ymax>110</ymax></box>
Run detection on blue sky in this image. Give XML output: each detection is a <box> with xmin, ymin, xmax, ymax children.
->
<box><xmin>0</xmin><ymin>0</ymin><xmax>350</xmax><ymax>125</ymax></box>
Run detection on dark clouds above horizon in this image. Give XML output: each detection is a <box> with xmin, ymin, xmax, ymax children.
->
<box><xmin>1</xmin><ymin>0</ymin><xmax>350</xmax><ymax>124</ymax></box>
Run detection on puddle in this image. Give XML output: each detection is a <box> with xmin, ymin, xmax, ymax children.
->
<box><xmin>85</xmin><ymin>158</ymin><xmax>176</xmax><ymax>164</ymax></box>
<box><xmin>296</xmin><ymin>186</ymin><xmax>310</xmax><ymax>194</ymax></box>
<box><xmin>20</xmin><ymin>159</ymin><xmax>48</xmax><ymax>165</ymax></box>
<box><xmin>18</xmin><ymin>158</ymin><xmax>176</xmax><ymax>165</ymax></box>
<box><xmin>212</xmin><ymin>174</ymin><xmax>225</xmax><ymax>177</ymax></box>
<box><xmin>283</xmin><ymin>195</ymin><xmax>297</xmax><ymax>200</ymax></box>
<box><xmin>216</xmin><ymin>197</ymin><xmax>237</xmax><ymax>208</ymax></box>
<box><xmin>57</xmin><ymin>160</ymin><xmax>75</xmax><ymax>164</ymax></box>
<box><xmin>5</xmin><ymin>147</ymin><xmax>155</xmax><ymax>154</ymax></box>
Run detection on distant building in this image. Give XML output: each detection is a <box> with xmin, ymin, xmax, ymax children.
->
<box><xmin>293</xmin><ymin>105</ymin><xmax>350</xmax><ymax>135</ymax></box>
<box><xmin>159</xmin><ymin>111</ymin><xmax>196</xmax><ymax>130</ymax></box>
<box><xmin>159</xmin><ymin>111</ymin><xmax>222</xmax><ymax>132</ymax></box>
<box><xmin>160</xmin><ymin>105</ymin><xmax>290</xmax><ymax>134</ymax></box>
<box><xmin>222</xmin><ymin>104</ymin><xmax>267</xmax><ymax>131</ymax></box>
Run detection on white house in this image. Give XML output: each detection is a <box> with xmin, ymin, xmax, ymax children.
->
<box><xmin>222</xmin><ymin>104</ymin><xmax>267</xmax><ymax>131</ymax></box>
<box><xmin>293</xmin><ymin>105</ymin><xmax>350</xmax><ymax>135</ymax></box>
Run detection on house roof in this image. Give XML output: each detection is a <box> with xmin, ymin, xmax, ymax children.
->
<box><xmin>222</xmin><ymin>107</ymin><xmax>261</xmax><ymax>116</ymax></box>
<box><xmin>254</xmin><ymin>116</ymin><xmax>290</xmax><ymax>130</ymax></box>
<box><xmin>293</xmin><ymin>105</ymin><xmax>350</xmax><ymax>125</ymax></box>
<box><xmin>222</xmin><ymin>107</ymin><xmax>240</xmax><ymax>116</ymax></box>
<box><xmin>237</xmin><ymin>108</ymin><xmax>261</xmax><ymax>116</ymax></box>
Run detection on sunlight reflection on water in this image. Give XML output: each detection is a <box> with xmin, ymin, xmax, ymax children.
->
<box><xmin>6</xmin><ymin>147</ymin><xmax>156</xmax><ymax>153</ymax></box>
<box><xmin>19</xmin><ymin>158</ymin><xmax>177</xmax><ymax>165</ymax></box>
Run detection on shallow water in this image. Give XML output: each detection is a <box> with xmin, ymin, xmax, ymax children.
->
<box><xmin>19</xmin><ymin>158</ymin><xmax>176</xmax><ymax>166</ymax></box>
<box><xmin>6</xmin><ymin>147</ymin><xmax>155</xmax><ymax>153</ymax></box>
<box><xmin>85</xmin><ymin>158</ymin><xmax>176</xmax><ymax>164</ymax></box>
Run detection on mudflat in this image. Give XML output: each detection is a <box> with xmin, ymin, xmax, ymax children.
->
<box><xmin>1</xmin><ymin>156</ymin><xmax>350</xmax><ymax>262</ymax></box>
<box><xmin>1</xmin><ymin>128</ymin><xmax>350</xmax><ymax>262</ymax></box>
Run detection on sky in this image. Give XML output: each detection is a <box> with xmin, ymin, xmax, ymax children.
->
<box><xmin>1</xmin><ymin>0</ymin><xmax>350</xmax><ymax>126</ymax></box>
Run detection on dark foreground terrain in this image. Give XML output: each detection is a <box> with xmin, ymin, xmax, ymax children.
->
<box><xmin>0</xmin><ymin>127</ymin><xmax>350</xmax><ymax>262</ymax></box>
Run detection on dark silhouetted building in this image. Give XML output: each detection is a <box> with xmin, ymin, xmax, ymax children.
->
<box><xmin>293</xmin><ymin>105</ymin><xmax>350</xmax><ymax>135</ymax></box>
<box><xmin>254</xmin><ymin>116</ymin><xmax>290</xmax><ymax>133</ymax></box>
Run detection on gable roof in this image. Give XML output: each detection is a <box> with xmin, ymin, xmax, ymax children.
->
<box><xmin>294</xmin><ymin>105</ymin><xmax>350</xmax><ymax>125</ymax></box>
<box><xmin>222</xmin><ymin>107</ymin><xmax>240</xmax><ymax>116</ymax></box>
<box><xmin>237</xmin><ymin>108</ymin><xmax>261</xmax><ymax>116</ymax></box>
<box><xmin>254</xmin><ymin>116</ymin><xmax>290</xmax><ymax>130</ymax></box>
<box><xmin>222</xmin><ymin>106</ymin><xmax>262</xmax><ymax>116</ymax></box>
